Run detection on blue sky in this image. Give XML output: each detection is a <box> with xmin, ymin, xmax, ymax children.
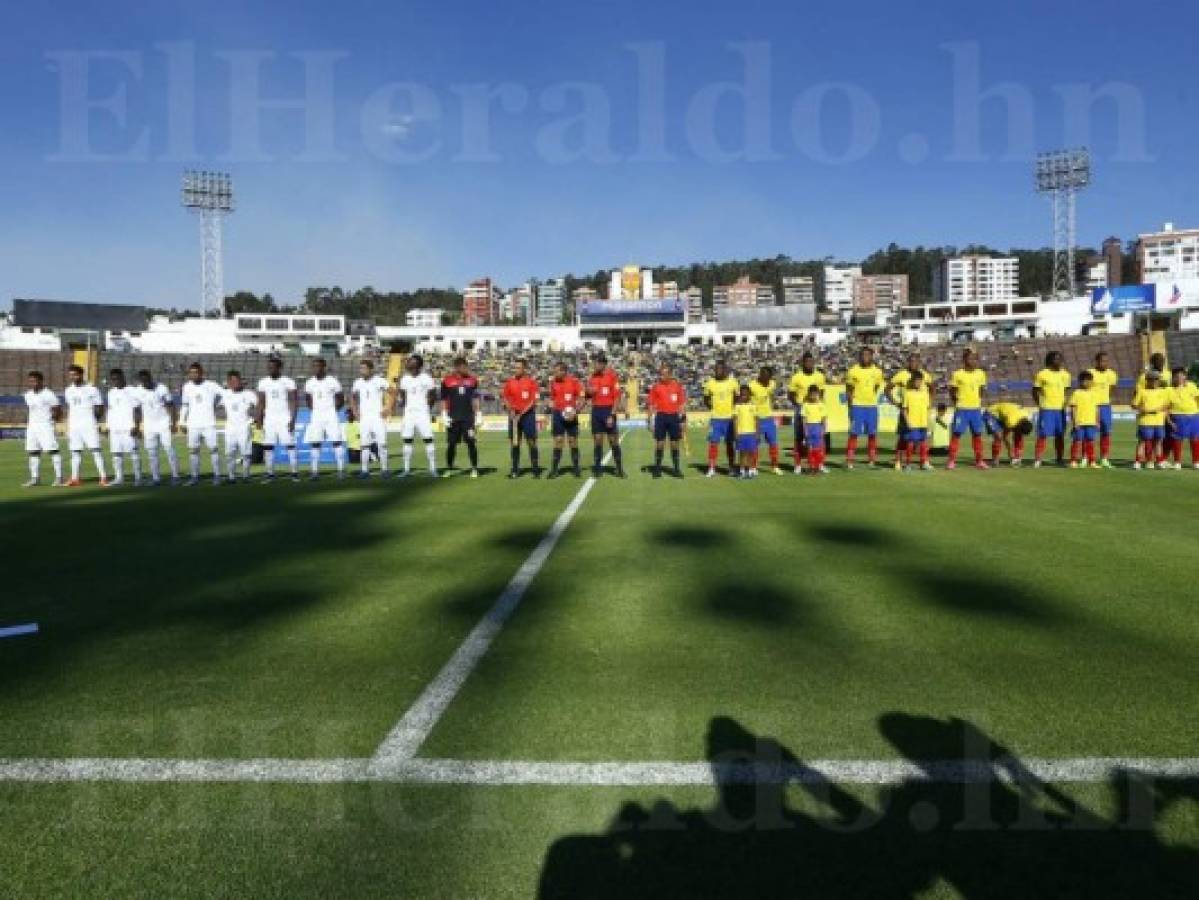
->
<box><xmin>0</xmin><ymin>0</ymin><xmax>1196</xmax><ymax>309</ymax></box>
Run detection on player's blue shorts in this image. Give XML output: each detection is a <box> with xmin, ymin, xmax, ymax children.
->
<box><xmin>509</xmin><ymin>409</ymin><xmax>537</xmax><ymax>441</ymax></box>
<box><xmin>804</xmin><ymin>424</ymin><xmax>825</xmax><ymax>446</ymax></box>
<box><xmin>758</xmin><ymin>417</ymin><xmax>778</xmax><ymax>447</ymax></box>
<box><xmin>653</xmin><ymin>413</ymin><xmax>682</xmax><ymax>442</ymax></box>
<box><xmin>1138</xmin><ymin>425</ymin><xmax>1165</xmax><ymax>441</ymax></box>
<box><xmin>1172</xmin><ymin>413</ymin><xmax>1199</xmax><ymax>439</ymax></box>
<box><xmin>736</xmin><ymin>433</ymin><xmax>758</xmax><ymax>453</ymax></box>
<box><xmin>708</xmin><ymin>418</ymin><xmax>733</xmax><ymax>443</ymax></box>
<box><xmin>983</xmin><ymin>413</ymin><xmax>1003</xmax><ymax>436</ymax></box>
<box><xmin>1037</xmin><ymin>409</ymin><xmax>1066</xmax><ymax>438</ymax></box>
<box><xmin>551</xmin><ymin>410</ymin><xmax>578</xmax><ymax>437</ymax></box>
<box><xmin>1098</xmin><ymin>404</ymin><xmax>1113</xmax><ymax>436</ymax></box>
<box><xmin>1073</xmin><ymin>425</ymin><xmax>1098</xmax><ymax>442</ymax></box>
<box><xmin>953</xmin><ymin>408</ymin><xmax>984</xmax><ymax>436</ymax></box>
<box><xmin>590</xmin><ymin>406</ymin><xmax>617</xmax><ymax>436</ymax></box>
<box><xmin>848</xmin><ymin>406</ymin><xmax>879</xmax><ymax>437</ymax></box>
<box><xmin>905</xmin><ymin>427</ymin><xmax>928</xmax><ymax>443</ymax></box>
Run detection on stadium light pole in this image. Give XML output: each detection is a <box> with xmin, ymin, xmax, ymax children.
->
<box><xmin>1035</xmin><ymin>149</ymin><xmax>1091</xmax><ymax>299</ymax></box>
<box><xmin>181</xmin><ymin>170</ymin><xmax>235</xmax><ymax>317</ymax></box>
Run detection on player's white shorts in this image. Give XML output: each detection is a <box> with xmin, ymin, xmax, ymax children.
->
<box><xmin>262</xmin><ymin>417</ymin><xmax>295</xmax><ymax>447</ymax></box>
<box><xmin>25</xmin><ymin>423</ymin><xmax>59</xmax><ymax>454</ymax></box>
<box><xmin>401</xmin><ymin>412</ymin><xmax>434</xmax><ymax>441</ymax></box>
<box><xmin>142</xmin><ymin>422</ymin><xmax>174</xmax><ymax>452</ymax></box>
<box><xmin>108</xmin><ymin>429</ymin><xmax>138</xmax><ymax>454</ymax></box>
<box><xmin>224</xmin><ymin>426</ymin><xmax>252</xmax><ymax>458</ymax></box>
<box><xmin>359</xmin><ymin>417</ymin><xmax>388</xmax><ymax>448</ymax></box>
<box><xmin>305</xmin><ymin>415</ymin><xmax>342</xmax><ymax>445</ymax></box>
<box><xmin>68</xmin><ymin>423</ymin><xmax>101</xmax><ymax>452</ymax></box>
<box><xmin>186</xmin><ymin>426</ymin><xmax>218</xmax><ymax>450</ymax></box>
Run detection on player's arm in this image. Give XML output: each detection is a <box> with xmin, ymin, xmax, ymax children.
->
<box><xmin>350</xmin><ymin>386</ymin><xmax>361</xmax><ymax>420</ymax></box>
<box><xmin>94</xmin><ymin>390</ymin><xmax>106</xmax><ymax>425</ymax></box>
<box><xmin>884</xmin><ymin>377</ymin><xmax>901</xmax><ymax>408</ymax></box>
<box><xmin>1031</xmin><ymin>377</ymin><xmax>1043</xmax><ymax>408</ymax></box>
<box><xmin>51</xmin><ymin>397</ymin><xmax>63</xmax><ymax>424</ymax></box>
<box><xmin>335</xmin><ymin>385</ymin><xmax>345</xmax><ymax>412</ymax></box>
<box><xmin>287</xmin><ymin>386</ymin><xmax>297</xmax><ymax>426</ymax></box>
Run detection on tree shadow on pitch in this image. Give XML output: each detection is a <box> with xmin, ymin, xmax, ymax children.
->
<box><xmin>538</xmin><ymin>714</ymin><xmax>1199</xmax><ymax>899</ymax></box>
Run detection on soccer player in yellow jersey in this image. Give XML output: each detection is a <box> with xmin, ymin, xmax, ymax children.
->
<box><xmin>703</xmin><ymin>360</ymin><xmax>739</xmax><ymax>477</ymax></box>
<box><xmin>947</xmin><ymin>348</ymin><xmax>990</xmax><ymax>469</ymax></box>
<box><xmin>732</xmin><ymin>385</ymin><xmax>759</xmax><ymax>479</ymax></box>
<box><xmin>1137</xmin><ymin>352</ymin><xmax>1172</xmax><ymax>464</ymax></box>
<box><xmin>748</xmin><ymin>366</ymin><xmax>783</xmax><ymax>475</ymax></box>
<box><xmin>1068</xmin><ymin>371</ymin><xmax>1102</xmax><ymax>468</ymax></box>
<box><xmin>787</xmin><ymin>351</ymin><xmax>827</xmax><ymax>474</ymax></box>
<box><xmin>1132</xmin><ymin>370</ymin><xmax>1170</xmax><ymax>469</ymax></box>
<box><xmin>894</xmin><ymin>372</ymin><xmax>933</xmax><ymax>471</ymax></box>
<box><xmin>844</xmin><ymin>347</ymin><xmax>885</xmax><ymax>468</ymax></box>
<box><xmin>1086</xmin><ymin>351</ymin><xmax>1119</xmax><ymax>466</ymax></box>
<box><xmin>1032</xmin><ymin>350</ymin><xmax>1072</xmax><ymax>467</ymax></box>
<box><xmin>886</xmin><ymin>352</ymin><xmax>932</xmax><ymax>456</ymax></box>
<box><xmin>985</xmin><ymin>402</ymin><xmax>1033</xmax><ymax>466</ymax></box>
<box><xmin>800</xmin><ymin>385</ymin><xmax>828</xmax><ymax>474</ymax></box>
<box><xmin>1167</xmin><ymin>367</ymin><xmax>1199</xmax><ymax>469</ymax></box>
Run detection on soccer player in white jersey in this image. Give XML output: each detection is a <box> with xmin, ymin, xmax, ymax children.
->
<box><xmin>303</xmin><ymin>357</ymin><xmax>346</xmax><ymax>480</ymax></box>
<box><xmin>350</xmin><ymin>359</ymin><xmax>392</xmax><ymax>477</ymax></box>
<box><xmin>63</xmin><ymin>364</ymin><xmax>109</xmax><ymax>486</ymax></box>
<box><xmin>22</xmin><ymin>370</ymin><xmax>64</xmax><ymax>486</ymax></box>
<box><xmin>135</xmin><ymin>369</ymin><xmax>180</xmax><ymax>485</ymax></box>
<box><xmin>220</xmin><ymin>370</ymin><xmax>257</xmax><ymax>482</ymax></box>
<box><xmin>256</xmin><ymin>356</ymin><xmax>299</xmax><ymax>481</ymax></box>
<box><xmin>180</xmin><ymin>362</ymin><xmax>222</xmax><ymax>485</ymax></box>
<box><xmin>397</xmin><ymin>355</ymin><xmax>438</xmax><ymax>477</ymax></box>
<box><xmin>105</xmin><ymin>368</ymin><xmax>143</xmax><ymax>487</ymax></box>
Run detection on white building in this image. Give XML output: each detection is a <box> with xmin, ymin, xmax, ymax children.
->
<box><xmin>933</xmin><ymin>255</ymin><xmax>1019</xmax><ymax>304</ymax></box>
<box><xmin>1139</xmin><ymin>222</ymin><xmax>1199</xmax><ymax>284</ymax></box>
<box><xmin>535</xmin><ymin>278</ymin><xmax>566</xmax><ymax>327</ymax></box>
<box><xmin>823</xmin><ymin>264</ymin><xmax>862</xmax><ymax>316</ymax></box>
<box><xmin>1083</xmin><ymin>259</ymin><xmax>1108</xmax><ymax>292</ymax></box>
<box><xmin>782</xmin><ymin>276</ymin><xmax>815</xmax><ymax>305</ymax></box>
<box><xmin>684</xmin><ymin>286</ymin><xmax>704</xmax><ymax>322</ymax></box>
<box><xmin>640</xmin><ymin>269</ymin><xmax>654</xmax><ymax>300</ymax></box>
<box><xmin>608</xmin><ymin>271</ymin><xmax>622</xmax><ymax>301</ymax></box>
<box><xmin>405</xmin><ymin>308</ymin><xmax>443</xmax><ymax>328</ymax></box>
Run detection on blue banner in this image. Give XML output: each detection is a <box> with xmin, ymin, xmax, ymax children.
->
<box><xmin>1092</xmin><ymin>284</ymin><xmax>1155</xmax><ymax>314</ymax></box>
<box><xmin>580</xmin><ymin>299</ymin><xmax>685</xmax><ymax>317</ymax></box>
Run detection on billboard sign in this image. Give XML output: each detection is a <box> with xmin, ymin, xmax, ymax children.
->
<box><xmin>580</xmin><ymin>299</ymin><xmax>685</xmax><ymax>317</ymax></box>
<box><xmin>1092</xmin><ymin>284</ymin><xmax>1155</xmax><ymax>314</ymax></box>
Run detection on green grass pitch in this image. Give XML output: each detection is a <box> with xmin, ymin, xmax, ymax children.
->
<box><xmin>1</xmin><ymin>427</ymin><xmax>1196</xmax><ymax>898</ymax></box>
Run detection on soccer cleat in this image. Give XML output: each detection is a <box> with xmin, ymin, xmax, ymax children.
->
<box><xmin>773</xmin><ymin>467</ymin><xmax>783</xmax><ymax>476</ymax></box>
<box><xmin>52</xmin><ymin>478</ymin><xmax>65</xmax><ymax>487</ymax></box>
<box><xmin>819</xmin><ymin>465</ymin><xmax>829</xmax><ymax>474</ymax></box>
<box><xmin>67</xmin><ymin>478</ymin><xmax>82</xmax><ymax>487</ymax></box>
<box><xmin>22</xmin><ymin>479</ymin><xmax>39</xmax><ymax>488</ymax></box>
<box><xmin>671</xmin><ymin>468</ymin><xmax>683</xmax><ymax>479</ymax></box>
<box><xmin>652</xmin><ymin>468</ymin><xmax>662</xmax><ymax>479</ymax></box>
<box><xmin>706</xmin><ymin>467</ymin><xmax>716</xmax><ymax>478</ymax></box>
<box><xmin>309</xmin><ymin>474</ymin><xmax>320</xmax><ymax>482</ymax></box>
<box><xmin>974</xmin><ymin>461</ymin><xmax>990</xmax><ymax>470</ymax></box>
<box><xmin>110</xmin><ymin>478</ymin><xmax>124</xmax><ymax>488</ymax></box>
<box><xmin>262</xmin><ymin>473</ymin><xmax>276</xmax><ymax>483</ymax></box>
<box><xmin>356</xmin><ymin>470</ymin><xmax>371</xmax><ymax>480</ymax></box>
<box><xmin>1146</xmin><ymin>461</ymin><xmax>1156</xmax><ymax>470</ymax></box>
<box><xmin>894</xmin><ymin>461</ymin><xmax>903</xmax><ymax>472</ymax></box>
<box><xmin>1088</xmin><ymin>463</ymin><xmax>1101</xmax><ymax>469</ymax></box>
<box><xmin>99</xmin><ymin>478</ymin><xmax>111</xmax><ymax>487</ymax></box>
<box><xmin>1174</xmin><ymin>462</ymin><xmax>1184</xmax><ymax>471</ymax></box>
<box><xmin>170</xmin><ymin>476</ymin><xmax>181</xmax><ymax>486</ymax></box>
<box><xmin>1033</xmin><ymin>460</ymin><xmax>1042</xmax><ymax>469</ymax></box>
<box><xmin>507</xmin><ymin>470</ymin><xmax>519</xmax><ymax>479</ymax></box>
<box><xmin>290</xmin><ymin>473</ymin><xmax>301</xmax><ymax>482</ymax></box>
<box><xmin>945</xmin><ymin>461</ymin><xmax>956</xmax><ymax>470</ymax></box>
<box><xmin>1133</xmin><ymin>461</ymin><xmax>1142</xmax><ymax>470</ymax></box>
<box><xmin>443</xmin><ymin>470</ymin><xmax>455</xmax><ymax>479</ymax></box>
<box><xmin>1099</xmin><ymin>458</ymin><xmax>1112</xmax><ymax>469</ymax></box>
<box><xmin>921</xmin><ymin>462</ymin><xmax>933</xmax><ymax>471</ymax></box>
<box><xmin>470</xmin><ymin>469</ymin><xmax>480</xmax><ymax>479</ymax></box>
<box><xmin>185</xmin><ymin>477</ymin><xmax>199</xmax><ymax>486</ymax></box>
<box><xmin>1011</xmin><ymin>459</ymin><xmax>1022</xmax><ymax>468</ymax></box>
<box><xmin>1070</xmin><ymin>461</ymin><xmax>1080</xmax><ymax>469</ymax></box>
<box><xmin>429</xmin><ymin>470</ymin><xmax>440</xmax><ymax>478</ymax></box>
<box><xmin>793</xmin><ymin>465</ymin><xmax>802</xmax><ymax>475</ymax></box>
<box><xmin>573</xmin><ymin>467</ymin><xmax>582</xmax><ymax>478</ymax></box>
<box><xmin>844</xmin><ymin>462</ymin><xmax>854</xmax><ymax>471</ymax></box>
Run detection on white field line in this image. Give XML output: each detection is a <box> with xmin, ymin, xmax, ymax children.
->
<box><xmin>371</xmin><ymin>435</ymin><xmax>626</xmax><ymax>767</ymax></box>
<box><xmin>0</xmin><ymin>623</ymin><xmax>39</xmax><ymax>639</ymax></box>
<box><xmin>2</xmin><ymin>756</ymin><xmax>1197</xmax><ymax>786</ymax></box>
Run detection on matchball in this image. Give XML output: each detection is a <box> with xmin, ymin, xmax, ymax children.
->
<box><xmin>563</xmin><ymin>406</ymin><xmax>577</xmax><ymax>422</ymax></box>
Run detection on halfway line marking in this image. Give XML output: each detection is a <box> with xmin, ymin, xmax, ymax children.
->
<box><xmin>371</xmin><ymin>437</ymin><xmax>624</xmax><ymax>766</ymax></box>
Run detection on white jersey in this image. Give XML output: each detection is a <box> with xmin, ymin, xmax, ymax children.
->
<box><xmin>181</xmin><ymin>380</ymin><xmax>221</xmax><ymax>429</ymax></box>
<box><xmin>399</xmin><ymin>373</ymin><xmax>436</xmax><ymax>417</ymax></box>
<box><xmin>106</xmin><ymin>386</ymin><xmax>141</xmax><ymax>431</ymax></box>
<box><xmin>304</xmin><ymin>376</ymin><xmax>343</xmax><ymax>418</ymax></box>
<box><xmin>353</xmin><ymin>375</ymin><xmax>390</xmax><ymax>420</ymax></box>
<box><xmin>257</xmin><ymin>376</ymin><xmax>296</xmax><ymax>420</ymax></box>
<box><xmin>220</xmin><ymin>388</ymin><xmax>258</xmax><ymax>432</ymax></box>
<box><xmin>24</xmin><ymin>388</ymin><xmax>60</xmax><ymax>426</ymax></box>
<box><xmin>64</xmin><ymin>384</ymin><xmax>103</xmax><ymax>426</ymax></box>
<box><xmin>135</xmin><ymin>383</ymin><xmax>174</xmax><ymax>429</ymax></box>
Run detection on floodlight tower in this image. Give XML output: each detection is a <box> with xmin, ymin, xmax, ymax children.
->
<box><xmin>181</xmin><ymin>170</ymin><xmax>235</xmax><ymax>316</ymax></box>
<box><xmin>1035</xmin><ymin>148</ymin><xmax>1091</xmax><ymax>298</ymax></box>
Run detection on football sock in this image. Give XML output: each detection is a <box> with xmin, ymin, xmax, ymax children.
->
<box><xmin>671</xmin><ymin>448</ymin><xmax>680</xmax><ymax>471</ymax></box>
<box><xmin>29</xmin><ymin>455</ymin><xmax>39</xmax><ymax>481</ymax></box>
<box><xmin>70</xmin><ymin>451</ymin><xmax>81</xmax><ymax>480</ymax></box>
<box><xmin>402</xmin><ymin>442</ymin><xmax>413</xmax><ymax>473</ymax></box>
<box><xmin>529</xmin><ymin>445</ymin><xmax>539</xmax><ymax>471</ymax></box>
<box><xmin>287</xmin><ymin>446</ymin><xmax>298</xmax><ymax>474</ymax></box>
<box><xmin>846</xmin><ymin>436</ymin><xmax>858</xmax><ymax>463</ymax></box>
<box><xmin>511</xmin><ymin>445</ymin><xmax>520</xmax><ymax>472</ymax></box>
<box><xmin>1100</xmin><ymin>435</ymin><xmax>1112</xmax><ymax>459</ymax></box>
<box><xmin>51</xmin><ymin>453</ymin><xmax>62</xmax><ymax>479</ymax></box>
<box><xmin>948</xmin><ymin>436</ymin><xmax>960</xmax><ymax>463</ymax></box>
<box><xmin>569</xmin><ymin>447</ymin><xmax>579</xmax><ymax>471</ymax></box>
<box><xmin>469</xmin><ymin>439</ymin><xmax>480</xmax><ymax>470</ymax></box>
<box><xmin>425</xmin><ymin>440</ymin><xmax>437</xmax><ymax>474</ymax></box>
<box><xmin>867</xmin><ymin>435</ymin><xmax>878</xmax><ymax>462</ymax></box>
<box><xmin>971</xmin><ymin>435</ymin><xmax>983</xmax><ymax>462</ymax></box>
<box><xmin>552</xmin><ymin>448</ymin><xmax>562</xmax><ymax>472</ymax></box>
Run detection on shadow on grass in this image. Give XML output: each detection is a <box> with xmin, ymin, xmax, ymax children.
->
<box><xmin>539</xmin><ymin>714</ymin><xmax>1199</xmax><ymax>899</ymax></box>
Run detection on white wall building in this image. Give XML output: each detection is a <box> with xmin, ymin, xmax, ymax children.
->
<box><xmin>1139</xmin><ymin>222</ymin><xmax>1199</xmax><ymax>284</ymax></box>
<box><xmin>933</xmin><ymin>256</ymin><xmax>1020</xmax><ymax>304</ymax></box>
<box><xmin>535</xmin><ymin>278</ymin><xmax>566</xmax><ymax>326</ymax></box>
<box><xmin>405</xmin><ymin>308</ymin><xmax>443</xmax><ymax>328</ymax></box>
<box><xmin>823</xmin><ymin>264</ymin><xmax>861</xmax><ymax>316</ymax></box>
<box><xmin>640</xmin><ymin>269</ymin><xmax>654</xmax><ymax>300</ymax></box>
<box><xmin>782</xmin><ymin>276</ymin><xmax>815</xmax><ymax>305</ymax></box>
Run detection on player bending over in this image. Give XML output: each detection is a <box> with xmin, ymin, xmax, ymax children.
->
<box><xmin>646</xmin><ymin>363</ymin><xmax>686</xmax><ymax>478</ymax></box>
<box><xmin>800</xmin><ymin>385</ymin><xmax>828</xmax><ymax>475</ymax></box>
<box><xmin>220</xmin><ymin>371</ymin><xmax>258</xmax><ymax>482</ymax></box>
<box><xmin>441</xmin><ymin>356</ymin><xmax>482</xmax><ymax>478</ymax></box>
<box><xmin>304</xmin><ymin>358</ymin><xmax>346</xmax><ymax>480</ymax></box>
<box><xmin>503</xmin><ymin>358</ymin><xmax>540</xmax><ymax>478</ymax></box>
<box><xmin>1068</xmin><ymin>371</ymin><xmax>1101</xmax><ymax>468</ymax></box>
<box><xmin>256</xmin><ymin>356</ymin><xmax>300</xmax><ymax>481</ymax></box>
<box><xmin>985</xmin><ymin>402</ymin><xmax>1033</xmax><ymax>466</ymax></box>
<box><xmin>586</xmin><ymin>354</ymin><xmax>625</xmax><ymax>478</ymax></box>
<box><xmin>703</xmin><ymin>360</ymin><xmax>739</xmax><ymax>478</ymax></box>
<box><xmin>64</xmin><ymin>364</ymin><xmax>108</xmax><ymax>486</ymax></box>
<box><xmin>351</xmin><ymin>359</ymin><xmax>392</xmax><ymax>478</ymax></box>
<box><xmin>947</xmin><ymin>349</ymin><xmax>990</xmax><ymax>470</ymax></box>
<box><xmin>397</xmin><ymin>355</ymin><xmax>438</xmax><ymax>478</ymax></box>
<box><xmin>545</xmin><ymin>362</ymin><xmax>583</xmax><ymax>478</ymax></box>
<box><xmin>22</xmin><ymin>370</ymin><xmax>63</xmax><ymax>486</ymax></box>
<box><xmin>106</xmin><ymin>368</ymin><xmax>143</xmax><ymax>486</ymax></box>
<box><xmin>135</xmin><ymin>370</ymin><xmax>180</xmax><ymax>485</ymax></box>
<box><xmin>1032</xmin><ymin>351</ymin><xmax>1071</xmax><ymax>467</ymax></box>
<box><xmin>732</xmin><ymin>385</ymin><xmax>759</xmax><ymax>479</ymax></box>
<box><xmin>180</xmin><ymin>363</ymin><xmax>222</xmax><ymax>485</ymax></box>
<box><xmin>1166</xmin><ymin>367</ymin><xmax>1199</xmax><ymax>469</ymax></box>
<box><xmin>894</xmin><ymin>371</ymin><xmax>932</xmax><ymax>471</ymax></box>
<box><xmin>1132</xmin><ymin>370</ymin><xmax>1169</xmax><ymax>470</ymax></box>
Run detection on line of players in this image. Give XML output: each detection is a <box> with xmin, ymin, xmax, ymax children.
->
<box><xmin>18</xmin><ymin>345</ymin><xmax>1199</xmax><ymax>487</ymax></box>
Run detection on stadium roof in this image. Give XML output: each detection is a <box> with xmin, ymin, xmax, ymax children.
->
<box><xmin>12</xmin><ymin>299</ymin><xmax>148</xmax><ymax>332</ymax></box>
<box><xmin>717</xmin><ymin>304</ymin><xmax>816</xmax><ymax>332</ymax></box>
